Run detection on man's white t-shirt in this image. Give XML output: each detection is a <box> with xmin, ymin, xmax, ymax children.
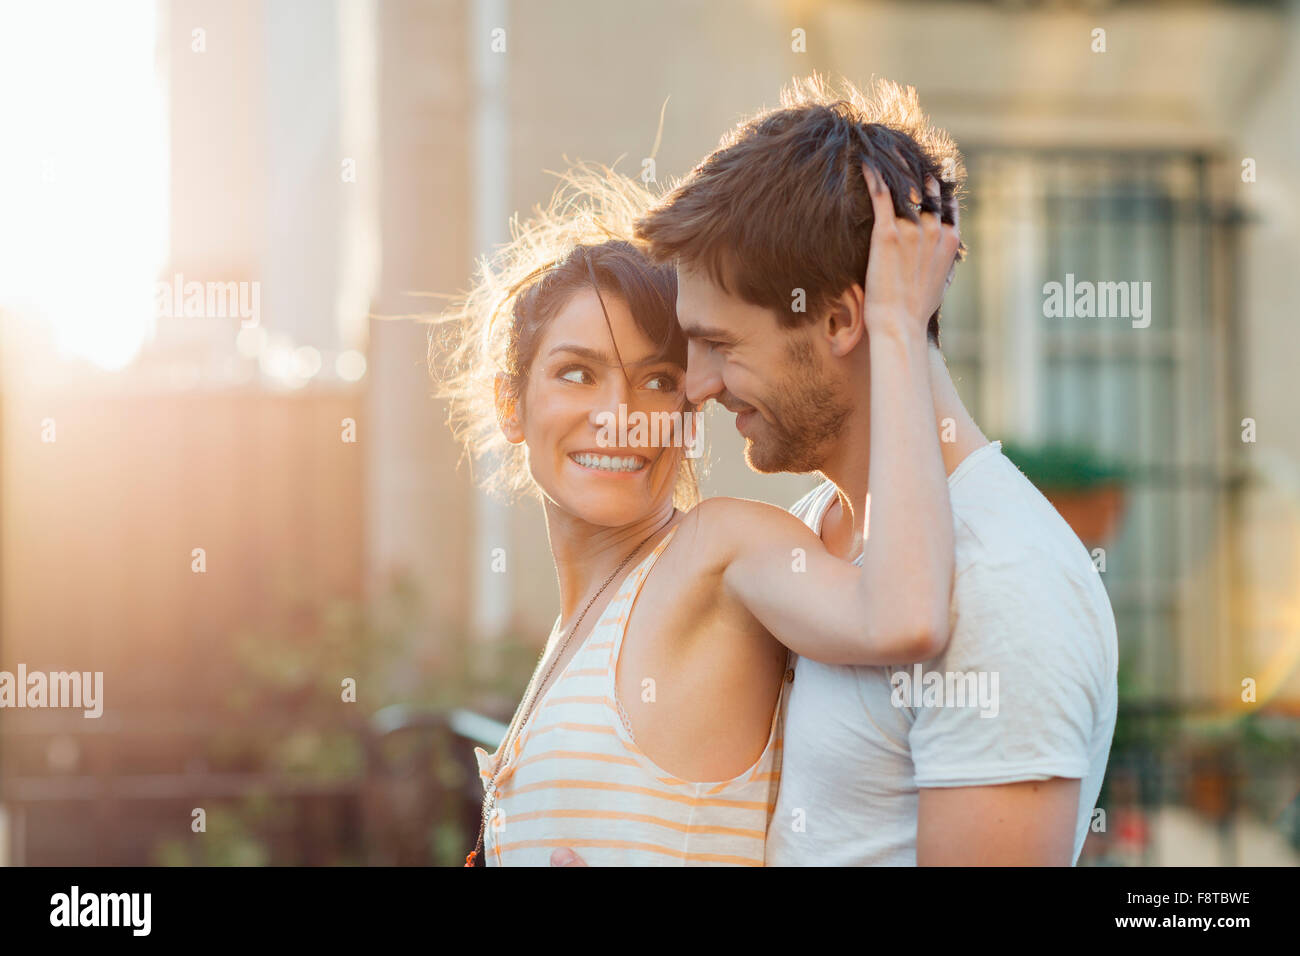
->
<box><xmin>765</xmin><ymin>441</ymin><xmax>1118</xmax><ymax>866</ymax></box>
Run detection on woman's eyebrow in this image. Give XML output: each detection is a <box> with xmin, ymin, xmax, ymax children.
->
<box><xmin>546</xmin><ymin>344</ymin><xmax>667</xmax><ymax>367</ymax></box>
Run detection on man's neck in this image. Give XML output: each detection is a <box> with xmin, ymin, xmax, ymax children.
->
<box><xmin>816</xmin><ymin>346</ymin><xmax>989</xmax><ymax>559</ymax></box>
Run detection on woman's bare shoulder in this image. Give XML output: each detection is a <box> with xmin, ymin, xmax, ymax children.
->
<box><xmin>680</xmin><ymin>495</ymin><xmax>823</xmax><ymax>561</ymax></box>
<box><xmin>687</xmin><ymin>494</ymin><xmax>803</xmax><ymax>522</ymax></box>
<box><xmin>667</xmin><ymin>499</ymin><xmax>794</xmax><ymax>656</ymax></box>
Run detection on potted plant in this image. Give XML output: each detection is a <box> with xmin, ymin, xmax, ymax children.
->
<box><xmin>999</xmin><ymin>442</ymin><xmax>1130</xmax><ymax>546</ymax></box>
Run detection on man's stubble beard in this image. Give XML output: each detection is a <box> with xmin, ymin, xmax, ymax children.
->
<box><xmin>744</xmin><ymin>336</ymin><xmax>853</xmax><ymax>475</ymax></box>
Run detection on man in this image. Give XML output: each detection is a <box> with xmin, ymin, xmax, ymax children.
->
<box><xmin>553</xmin><ymin>75</ymin><xmax>1118</xmax><ymax>866</ymax></box>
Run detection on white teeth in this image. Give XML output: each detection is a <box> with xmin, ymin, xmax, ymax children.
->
<box><xmin>571</xmin><ymin>453</ymin><xmax>646</xmax><ymax>472</ymax></box>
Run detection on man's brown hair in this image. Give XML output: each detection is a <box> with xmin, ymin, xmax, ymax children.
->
<box><xmin>635</xmin><ymin>75</ymin><xmax>965</xmax><ymax>345</ymax></box>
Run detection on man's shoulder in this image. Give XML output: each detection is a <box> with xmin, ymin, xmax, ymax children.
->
<box><xmin>946</xmin><ymin>444</ymin><xmax>1117</xmax><ymax>658</ymax></box>
<box><xmin>949</xmin><ymin>443</ymin><xmax>1097</xmax><ymax>581</ymax></box>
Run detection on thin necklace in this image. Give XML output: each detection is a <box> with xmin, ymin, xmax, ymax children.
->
<box><xmin>465</xmin><ymin>520</ymin><xmax>669</xmax><ymax>866</ymax></box>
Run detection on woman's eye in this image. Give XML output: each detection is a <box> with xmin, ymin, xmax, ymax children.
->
<box><xmin>645</xmin><ymin>373</ymin><xmax>680</xmax><ymax>392</ymax></box>
<box><xmin>558</xmin><ymin>367</ymin><xmax>592</xmax><ymax>385</ymax></box>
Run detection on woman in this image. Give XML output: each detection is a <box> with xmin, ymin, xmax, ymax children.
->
<box><xmin>437</xmin><ymin>167</ymin><xmax>957</xmax><ymax>866</ymax></box>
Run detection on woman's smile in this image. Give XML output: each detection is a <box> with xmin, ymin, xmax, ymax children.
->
<box><xmin>567</xmin><ymin>450</ymin><xmax>651</xmax><ymax>474</ymax></box>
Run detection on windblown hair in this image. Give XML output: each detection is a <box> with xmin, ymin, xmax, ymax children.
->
<box><xmin>636</xmin><ymin>75</ymin><xmax>966</xmax><ymax>345</ymax></box>
<box><xmin>433</xmin><ymin>165</ymin><xmax>699</xmax><ymax>507</ymax></box>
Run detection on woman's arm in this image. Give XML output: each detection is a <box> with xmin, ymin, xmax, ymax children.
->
<box><xmin>718</xmin><ymin>170</ymin><xmax>958</xmax><ymax>666</ymax></box>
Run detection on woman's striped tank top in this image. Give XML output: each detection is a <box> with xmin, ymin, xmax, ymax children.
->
<box><xmin>474</xmin><ymin>526</ymin><xmax>786</xmax><ymax>866</ymax></box>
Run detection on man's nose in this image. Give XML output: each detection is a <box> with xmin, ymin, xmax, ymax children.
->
<box><xmin>685</xmin><ymin>344</ymin><xmax>722</xmax><ymax>407</ymax></box>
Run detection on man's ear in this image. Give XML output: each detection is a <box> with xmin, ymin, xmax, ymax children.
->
<box><xmin>823</xmin><ymin>284</ymin><xmax>866</xmax><ymax>358</ymax></box>
<box><xmin>494</xmin><ymin>373</ymin><xmax>525</xmax><ymax>444</ymax></box>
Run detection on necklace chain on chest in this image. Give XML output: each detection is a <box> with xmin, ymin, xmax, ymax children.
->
<box><xmin>467</xmin><ymin>522</ymin><xmax>667</xmax><ymax>864</ymax></box>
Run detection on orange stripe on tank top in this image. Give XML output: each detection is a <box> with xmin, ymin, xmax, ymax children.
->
<box><xmin>498</xmin><ymin>778</ymin><xmax>774</xmax><ymax>812</ymax></box>
<box><xmin>492</xmin><ymin>838</ymin><xmax>763</xmax><ymax>866</ymax></box>
<box><xmin>498</xmin><ymin>808</ymin><xmax>765</xmax><ymax>840</ymax></box>
<box><xmin>508</xmin><ymin>749</ymin><xmax>640</xmax><ymax>773</ymax></box>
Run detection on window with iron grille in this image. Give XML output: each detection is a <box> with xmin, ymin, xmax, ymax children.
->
<box><xmin>940</xmin><ymin>149</ymin><xmax>1239</xmax><ymax>706</ymax></box>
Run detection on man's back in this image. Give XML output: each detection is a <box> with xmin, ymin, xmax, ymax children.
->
<box><xmin>765</xmin><ymin>441</ymin><xmax>1118</xmax><ymax>865</ymax></box>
